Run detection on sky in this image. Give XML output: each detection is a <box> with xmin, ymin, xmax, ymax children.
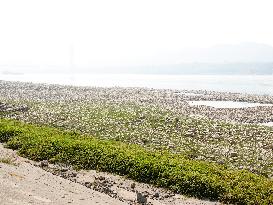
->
<box><xmin>0</xmin><ymin>0</ymin><xmax>273</xmax><ymax>69</ymax></box>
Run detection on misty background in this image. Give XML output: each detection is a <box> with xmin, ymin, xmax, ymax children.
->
<box><xmin>1</xmin><ymin>0</ymin><xmax>273</xmax><ymax>76</ymax></box>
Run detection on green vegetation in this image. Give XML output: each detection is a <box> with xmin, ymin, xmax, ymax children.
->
<box><xmin>1</xmin><ymin>118</ymin><xmax>273</xmax><ymax>204</ymax></box>
<box><xmin>3</xmin><ymin>101</ymin><xmax>273</xmax><ymax>178</ymax></box>
<box><xmin>1</xmin><ymin>83</ymin><xmax>273</xmax><ymax>204</ymax></box>
<box><xmin>0</xmin><ymin>157</ymin><xmax>17</xmax><ymax>165</ymax></box>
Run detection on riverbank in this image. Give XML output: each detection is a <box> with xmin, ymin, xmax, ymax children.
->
<box><xmin>1</xmin><ymin>80</ymin><xmax>273</xmax><ymax>124</ymax></box>
<box><xmin>0</xmin><ymin>143</ymin><xmax>219</xmax><ymax>205</ymax></box>
<box><xmin>1</xmin><ymin>119</ymin><xmax>273</xmax><ymax>204</ymax></box>
<box><xmin>1</xmin><ymin>80</ymin><xmax>273</xmax><ymax>204</ymax></box>
<box><xmin>0</xmin><ymin>143</ymin><xmax>127</xmax><ymax>205</ymax></box>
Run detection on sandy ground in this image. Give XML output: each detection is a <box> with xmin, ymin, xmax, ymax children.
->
<box><xmin>0</xmin><ymin>143</ymin><xmax>126</xmax><ymax>205</ymax></box>
<box><xmin>0</xmin><ymin>143</ymin><xmax>221</xmax><ymax>205</ymax></box>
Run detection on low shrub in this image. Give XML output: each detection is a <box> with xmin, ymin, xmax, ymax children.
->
<box><xmin>1</xmin><ymin>118</ymin><xmax>273</xmax><ymax>204</ymax></box>
<box><xmin>0</xmin><ymin>121</ymin><xmax>21</xmax><ymax>143</ymax></box>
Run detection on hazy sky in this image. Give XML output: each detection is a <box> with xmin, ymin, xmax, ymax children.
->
<box><xmin>1</xmin><ymin>0</ymin><xmax>273</xmax><ymax>68</ymax></box>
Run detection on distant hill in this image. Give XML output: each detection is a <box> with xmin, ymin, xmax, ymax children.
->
<box><xmin>1</xmin><ymin>43</ymin><xmax>273</xmax><ymax>75</ymax></box>
<box><xmin>175</xmin><ymin>42</ymin><xmax>273</xmax><ymax>63</ymax></box>
<box><xmin>92</xmin><ymin>62</ymin><xmax>273</xmax><ymax>75</ymax></box>
<box><xmin>112</xmin><ymin>42</ymin><xmax>273</xmax><ymax>75</ymax></box>
<box><xmin>144</xmin><ymin>62</ymin><xmax>273</xmax><ymax>75</ymax></box>
<box><xmin>85</xmin><ymin>43</ymin><xmax>273</xmax><ymax>75</ymax></box>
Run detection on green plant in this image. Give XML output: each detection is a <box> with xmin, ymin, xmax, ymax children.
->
<box><xmin>1</xmin><ymin>118</ymin><xmax>273</xmax><ymax>204</ymax></box>
<box><xmin>0</xmin><ymin>156</ymin><xmax>17</xmax><ymax>165</ymax></box>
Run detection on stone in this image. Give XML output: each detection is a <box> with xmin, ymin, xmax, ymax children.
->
<box><xmin>153</xmin><ymin>192</ymin><xmax>159</xmax><ymax>198</ymax></box>
<box><xmin>71</xmin><ymin>171</ymin><xmax>77</xmax><ymax>177</ymax></box>
<box><xmin>230</xmin><ymin>152</ymin><xmax>238</xmax><ymax>157</ymax></box>
<box><xmin>84</xmin><ymin>182</ymin><xmax>92</xmax><ymax>188</ymax></box>
<box><xmin>16</xmin><ymin>105</ymin><xmax>29</xmax><ymax>112</ymax></box>
<box><xmin>39</xmin><ymin>160</ymin><xmax>49</xmax><ymax>167</ymax></box>
<box><xmin>142</xmin><ymin>191</ymin><xmax>149</xmax><ymax>197</ymax></box>
<box><xmin>137</xmin><ymin>192</ymin><xmax>147</xmax><ymax>204</ymax></box>
<box><xmin>61</xmin><ymin>167</ymin><xmax>69</xmax><ymax>172</ymax></box>
<box><xmin>98</xmin><ymin>176</ymin><xmax>105</xmax><ymax>180</ymax></box>
<box><xmin>130</xmin><ymin>183</ymin><xmax>136</xmax><ymax>189</ymax></box>
<box><xmin>217</xmin><ymin>160</ymin><xmax>225</xmax><ymax>165</ymax></box>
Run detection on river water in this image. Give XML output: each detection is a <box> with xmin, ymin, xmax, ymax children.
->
<box><xmin>1</xmin><ymin>73</ymin><xmax>273</xmax><ymax>95</ymax></box>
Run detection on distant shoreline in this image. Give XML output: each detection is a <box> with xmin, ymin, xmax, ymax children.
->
<box><xmin>0</xmin><ymin>73</ymin><xmax>273</xmax><ymax>95</ymax></box>
<box><xmin>1</xmin><ymin>79</ymin><xmax>273</xmax><ymax>124</ymax></box>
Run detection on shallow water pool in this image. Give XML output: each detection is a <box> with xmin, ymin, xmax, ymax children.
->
<box><xmin>187</xmin><ymin>100</ymin><xmax>273</xmax><ymax>108</ymax></box>
<box><xmin>259</xmin><ymin>122</ymin><xmax>273</xmax><ymax>127</ymax></box>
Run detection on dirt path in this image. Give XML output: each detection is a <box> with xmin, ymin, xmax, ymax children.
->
<box><xmin>0</xmin><ymin>143</ymin><xmax>221</xmax><ymax>205</ymax></box>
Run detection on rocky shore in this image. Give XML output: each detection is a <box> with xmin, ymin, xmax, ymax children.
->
<box><xmin>1</xmin><ymin>80</ymin><xmax>273</xmax><ymax>204</ymax></box>
<box><xmin>1</xmin><ymin>80</ymin><xmax>273</xmax><ymax>177</ymax></box>
<box><xmin>0</xmin><ymin>80</ymin><xmax>273</xmax><ymax>124</ymax></box>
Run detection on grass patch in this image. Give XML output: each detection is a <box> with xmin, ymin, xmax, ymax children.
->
<box><xmin>1</xmin><ymin>118</ymin><xmax>273</xmax><ymax>204</ymax></box>
<box><xmin>5</xmin><ymin>100</ymin><xmax>273</xmax><ymax>177</ymax></box>
<box><xmin>0</xmin><ymin>157</ymin><xmax>17</xmax><ymax>165</ymax></box>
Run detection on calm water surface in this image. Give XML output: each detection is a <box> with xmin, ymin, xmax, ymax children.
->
<box><xmin>1</xmin><ymin>73</ymin><xmax>273</xmax><ymax>95</ymax></box>
<box><xmin>187</xmin><ymin>101</ymin><xmax>273</xmax><ymax>108</ymax></box>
